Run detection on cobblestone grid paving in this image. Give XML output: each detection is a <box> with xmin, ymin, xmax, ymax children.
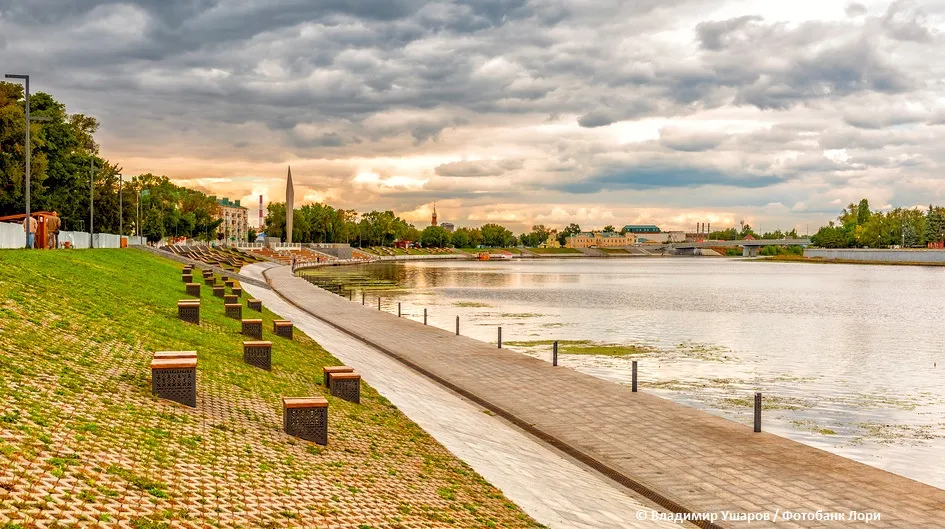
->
<box><xmin>0</xmin><ymin>249</ymin><xmax>543</xmax><ymax>528</ymax></box>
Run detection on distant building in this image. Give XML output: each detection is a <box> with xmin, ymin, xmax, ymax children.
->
<box><xmin>440</xmin><ymin>222</ymin><xmax>454</xmax><ymax>233</ymax></box>
<box><xmin>213</xmin><ymin>197</ymin><xmax>249</xmax><ymax>242</ymax></box>
<box><xmin>622</xmin><ymin>225</ymin><xmax>661</xmax><ymax>234</ymax></box>
<box><xmin>565</xmin><ymin>231</ymin><xmax>635</xmax><ymax>249</ymax></box>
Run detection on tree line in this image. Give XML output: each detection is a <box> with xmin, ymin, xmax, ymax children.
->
<box><xmin>809</xmin><ymin>198</ymin><xmax>940</xmax><ymax>248</ymax></box>
<box><xmin>1</xmin><ymin>82</ymin><xmax>223</xmax><ymax>242</ymax></box>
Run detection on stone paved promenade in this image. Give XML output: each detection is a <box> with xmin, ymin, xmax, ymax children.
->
<box><xmin>241</xmin><ymin>263</ymin><xmax>682</xmax><ymax>529</ymax></box>
<box><xmin>264</xmin><ymin>265</ymin><xmax>945</xmax><ymax>529</ymax></box>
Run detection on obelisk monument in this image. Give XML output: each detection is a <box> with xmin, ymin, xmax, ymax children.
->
<box><xmin>285</xmin><ymin>166</ymin><xmax>294</xmax><ymax>243</ymax></box>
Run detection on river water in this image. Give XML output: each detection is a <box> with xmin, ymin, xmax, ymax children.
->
<box><xmin>301</xmin><ymin>258</ymin><xmax>945</xmax><ymax>489</ymax></box>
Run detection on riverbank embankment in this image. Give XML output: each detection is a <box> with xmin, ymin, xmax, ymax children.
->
<box><xmin>266</xmin><ymin>264</ymin><xmax>945</xmax><ymax>528</ymax></box>
<box><xmin>798</xmin><ymin>248</ymin><xmax>945</xmax><ymax>265</ymax></box>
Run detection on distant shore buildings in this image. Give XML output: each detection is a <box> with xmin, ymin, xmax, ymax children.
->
<box><xmin>565</xmin><ymin>225</ymin><xmax>685</xmax><ymax>248</ymax></box>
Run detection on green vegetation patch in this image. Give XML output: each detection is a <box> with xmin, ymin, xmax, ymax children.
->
<box><xmin>504</xmin><ymin>340</ymin><xmax>654</xmax><ymax>356</ymax></box>
<box><xmin>528</xmin><ymin>248</ymin><xmax>581</xmax><ymax>254</ymax></box>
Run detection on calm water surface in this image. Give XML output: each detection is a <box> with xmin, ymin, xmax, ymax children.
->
<box><xmin>302</xmin><ymin>258</ymin><xmax>945</xmax><ymax>489</ymax></box>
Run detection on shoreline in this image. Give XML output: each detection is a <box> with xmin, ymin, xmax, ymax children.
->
<box><xmin>763</xmin><ymin>255</ymin><xmax>945</xmax><ymax>267</ymax></box>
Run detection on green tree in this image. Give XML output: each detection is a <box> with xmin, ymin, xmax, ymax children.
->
<box><xmin>557</xmin><ymin>223</ymin><xmax>581</xmax><ymax>246</ymax></box>
<box><xmin>420</xmin><ymin>226</ymin><xmax>451</xmax><ymax>247</ymax></box>
<box><xmin>450</xmin><ymin>228</ymin><xmax>472</xmax><ymax>248</ymax></box>
<box><xmin>811</xmin><ymin>222</ymin><xmax>848</xmax><ymax>248</ymax></box>
<box><xmin>142</xmin><ymin>207</ymin><xmax>165</xmax><ymax>243</ymax></box>
<box><xmin>481</xmin><ymin>223</ymin><xmax>514</xmax><ymax>247</ymax></box>
<box><xmin>247</xmin><ymin>227</ymin><xmax>257</xmax><ymax>242</ymax></box>
<box><xmin>857</xmin><ymin>198</ymin><xmax>871</xmax><ymax>226</ymax></box>
<box><xmin>602</xmin><ymin>225</ymin><xmax>616</xmax><ymax>233</ymax></box>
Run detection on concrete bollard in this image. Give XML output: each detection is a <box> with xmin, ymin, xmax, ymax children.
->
<box><xmin>398</xmin><ymin>302</ymin><xmax>401</xmax><ymax>318</ymax></box>
<box><xmin>754</xmin><ymin>392</ymin><xmax>762</xmax><ymax>432</ymax></box>
<box><xmin>456</xmin><ymin>316</ymin><xmax>459</xmax><ymax>335</ymax></box>
<box><xmin>632</xmin><ymin>360</ymin><xmax>638</xmax><ymax>392</ymax></box>
<box><xmin>498</xmin><ymin>327</ymin><xmax>502</xmax><ymax>349</ymax></box>
<box><xmin>553</xmin><ymin>340</ymin><xmax>558</xmax><ymax>366</ymax></box>
<box><xmin>424</xmin><ymin>308</ymin><xmax>427</xmax><ymax>325</ymax></box>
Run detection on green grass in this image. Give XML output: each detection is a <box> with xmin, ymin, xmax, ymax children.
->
<box><xmin>527</xmin><ymin>248</ymin><xmax>581</xmax><ymax>254</ymax></box>
<box><xmin>0</xmin><ymin>248</ymin><xmax>540</xmax><ymax>528</ymax></box>
<box><xmin>458</xmin><ymin>248</ymin><xmax>522</xmax><ymax>255</ymax></box>
<box><xmin>599</xmin><ymin>248</ymin><xmax>629</xmax><ymax>254</ymax></box>
<box><xmin>503</xmin><ymin>340</ymin><xmax>654</xmax><ymax>356</ymax></box>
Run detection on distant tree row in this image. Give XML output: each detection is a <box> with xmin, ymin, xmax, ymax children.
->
<box><xmin>811</xmin><ymin>198</ymin><xmax>936</xmax><ymax>248</ymax></box>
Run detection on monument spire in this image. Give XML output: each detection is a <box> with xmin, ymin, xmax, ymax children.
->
<box><xmin>285</xmin><ymin>166</ymin><xmax>294</xmax><ymax>243</ymax></box>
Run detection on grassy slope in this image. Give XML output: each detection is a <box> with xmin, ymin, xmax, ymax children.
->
<box><xmin>527</xmin><ymin>248</ymin><xmax>581</xmax><ymax>254</ymax></box>
<box><xmin>0</xmin><ymin>249</ymin><xmax>539</xmax><ymax>528</ymax></box>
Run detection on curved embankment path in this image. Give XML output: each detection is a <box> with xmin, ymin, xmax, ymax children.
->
<box><xmin>254</xmin><ymin>263</ymin><xmax>945</xmax><ymax>529</ymax></box>
<box><xmin>241</xmin><ymin>262</ymin><xmax>679</xmax><ymax>529</ymax></box>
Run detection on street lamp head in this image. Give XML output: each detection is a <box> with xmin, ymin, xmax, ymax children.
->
<box><xmin>4</xmin><ymin>74</ymin><xmax>28</xmax><ymax>80</ymax></box>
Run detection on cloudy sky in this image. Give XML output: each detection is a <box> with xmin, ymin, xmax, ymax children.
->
<box><xmin>3</xmin><ymin>0</ymin><xmax>945</xmax><ymax>233</ymax></box>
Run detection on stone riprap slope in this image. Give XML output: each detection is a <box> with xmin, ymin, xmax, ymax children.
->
<box><xmin>0</xmin><ymin>249</ymin><xmax>540</xmax><ymax>528</ymax></box>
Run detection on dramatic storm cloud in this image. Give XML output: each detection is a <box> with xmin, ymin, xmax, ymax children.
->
<box><xmin>2</xmin><ymin>0</ymin><xmax>944</xmax><ymax>232</ymax></box>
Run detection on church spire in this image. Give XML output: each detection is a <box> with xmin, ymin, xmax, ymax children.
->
<box><xmin>431</xmin><ymin>202</ymin><xmax>438</xmax><ymax>226</ymax></box>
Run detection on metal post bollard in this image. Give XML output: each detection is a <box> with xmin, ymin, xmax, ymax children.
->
<box><xmin>424</xmin><ymin>308</ymin><xmax>427</xmax><ymax>325</ymax></box>
<box><xmin>398</xmin><ymin>302</ymin><xmax>401</xmax><ymax>318</ymax></box>
<box><xmin>754</xmin><ymin>393</ymin><xmax>762</xmax><ymax>432</ymax></box>
<box><xmin>378</xmin><ymin>297</ymin><xmax>381</xmax><ymax>311</ymax></box>
<box><xmin>456</xmin><ymin>316</ymin><xmax>459</xmax><ymax>335</ymax></box>
<box><xmin>349</xmin><ymin>291</ymin><xmax>352</xmax><ymax>301</ymax></box>
<box><xmin>632</xmin><ymin>360</ymin><xmax>638</xmax><ymax>392</ymax></box>
<box><xmin>553</xmin><ymin>340</ymin><xmax>558</xmax><ymax>366</ymax></box>
<box><xmin>362</xmin><ymin>292</ymin><xmax>365</xmax><ymax>305</ymax></box>
<box><xmin>498</xmin><ymin>327</ymin><xmax>502</xmax><ymax>349</ymax></box>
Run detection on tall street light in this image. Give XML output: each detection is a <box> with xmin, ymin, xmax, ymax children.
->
<box><xmin>90</xmin><ymin>158</ymin><xmax>97</xmax><ymax>248</ymax></box>
<box><xmin>117</xmin><ymin>173</ymin><xmax>123</xmax><ymax>239</ymax></box>
<box><xmin>5</xmin><ymin>74</ymin><xmax>50</xmax><ymax>248</ymax></box>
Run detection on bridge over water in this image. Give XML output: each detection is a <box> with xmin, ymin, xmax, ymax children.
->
<box><xmin>668</xmin><ymin>238</ymin><xmax>812</xmax><ymax>256</ymax></box>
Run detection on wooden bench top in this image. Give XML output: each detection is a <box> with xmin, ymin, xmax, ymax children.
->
<box><xmin>178</xmin><ymin>299</ymin><xmax>200</xmax><ymax>305</ymax></box>
<box><xmin>330</xmin><ymin>372</ymin><xmax>361</xmax><ymax>380</ymax></box>
<box><xmin>241</xmin><ymin>319</ymin><xmax>263</xmax><ymax>324</ymax></box>
<box><xmin>243</xmin><ymin>341</ymin><xmax>272</xmax><ymax>347</ymax></box>
<box><xmin>185</xmin><ymin>282</ymin><xmax>200</xmax><ymax>287</ymax></box>
<box><xmin>224</xmin><ymin>303</ymin><xmax>242</xmax><ymax>308</ymax></box>
<box><xmin>274</xmin><ymin>320</ymin><xmax>293</xmax><ymax>326</ymax></box>
<box><xmin>283</xmin><ymin>396</ymin><xmax>328</xmax><ymax>409</ymax></box>
<box><xmin>248</xmin><ymin>298</ymin><xmax>261</xmax><ymax>303</ymax></box>
<box><xmin>154</xmin><ymin>351</ymin><xmax>197</xmax><ymax>359</ymax></box>
<box><xmin>150</xmin><ymin>357</ymin><xmax>197</xmax><ymax>369</ymax></box>
<box><xmin>323</xmin><ymin>366</ymin><xmax>354</xmax><ymax>374</ymax></box>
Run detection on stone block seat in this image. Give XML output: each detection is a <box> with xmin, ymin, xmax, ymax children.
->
<box><xmin>204</xmin><ymin>277</ymin><xmax>215</xmax><ymax>286</ymax></box>
<box><xmin>322</xmin><ymin>365</ymin><xmax>354</xmax><ymax>387</ymax></box>
<box><xmin>231</xmin><ymin>286</ymin><xmax>242</xmax><ymax>297</ymax></box>
<box><xmin>185</xmin><ymin>283</ymin><xmax>201</xmax><ymax>297</ymax></box>
<box><xmin>151</xmin><ymin>356</ymin><xmax>197</xmax><ymax>407</ymax></box>
<box><xmin>243</xmin><ymin>341</ymin><xmax>272</xmax><ymax>370</ymax></box>
<box><xmin>224</xmin><ymin>294</ymin><xmax>238</xmax><ymax>304</ymax></box>
<box><xmin>177</xmin><ymin>300</ymin><xmax>200</xmax><ymax>324</ymax></box>
<box><xmin>283</xmin><ymin>397</ymin><xmax>328</xmax><ymax>445</ymax></box>
<box><xmin>182</xmin><ymin>273</ymin><xmax>193</xmax><ymax>283</ymax></box>
<box><xmin>248</xmin><ymin>299</ymin><xmax>262</xmax><ymax>312</ymax></box>
<box><xmin>154</xmin><ymin>350</ymin><xmax>197</xmax><ymax>360</ymax></box>
<box><xmin>224</xmin><ymin>280</ymin><xmax>235</xmax><ymax>288</ymax></box>
<box><xmin>273</xmin><ymin>320</ymin><xmax>293</xmax><ymax>339</ymax></box>
<box><xmin>330</xmin><ymin>372</ymin><xmax>361</xmax><ymax>404</ymax></box>
<box><xmin>225</xmin><ymin>303</ymin><xmax>242</xmax><ymax>319</ymax></box>
<box><xmin>213</xmin><ymin>286</ymin><xmax>225</xmax><ymax>298</ymax></box>
<box><xmin>242</xmin><ymin>319</ymin><xmax>263</xmax><ymax>340</ymax></box>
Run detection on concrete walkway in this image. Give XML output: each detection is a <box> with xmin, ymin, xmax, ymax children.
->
<box><xmin>260</xmin><ymin>264</ymin><xmax>945</xmax><ymax>529</ymax></box>
<box><xmin>240</xmin><ymin>263</ymin><xmax>680</xmax><ymax>529</ymax></box>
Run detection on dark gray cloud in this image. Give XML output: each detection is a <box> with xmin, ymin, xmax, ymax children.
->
<box><xmin>557</xmin><ymin>166</ymin><xmax>784</xmax><ymax>194</ymax></box>
<box><xmin>845</xmin><ymin>3</ymin><xmax>868</xmax><ymax>17</ymax></box>
<box><xmin>435</xmin><ymin>159</ymin><xmax>523</xmax><ymax>177</ymax></box>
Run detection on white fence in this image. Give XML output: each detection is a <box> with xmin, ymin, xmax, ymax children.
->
<box><xmin>0</xmin><ymin>222</ymin><xmax>145</xmax><ymax>249</ymax></box>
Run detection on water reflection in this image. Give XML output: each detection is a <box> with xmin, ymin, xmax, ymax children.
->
<box><xmin>301</xmin><ymin>258</ymin><xmax>945</xmax><ymax>489</ymax></box>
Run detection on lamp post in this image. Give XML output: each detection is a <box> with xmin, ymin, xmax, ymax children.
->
<box><xmin>90</xmin><ymin>158</ymin><xmax>96</xmax><ymax>248</ymax></box>
<box><xmin>4</xmin><ymin>74</ymin><xmax>50</xmax><ymax>248</ymax></box>
<box><xmin>117</xmin><ymin>173</ymin><xmax>123</xmax><ymax>239</ymax></box>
